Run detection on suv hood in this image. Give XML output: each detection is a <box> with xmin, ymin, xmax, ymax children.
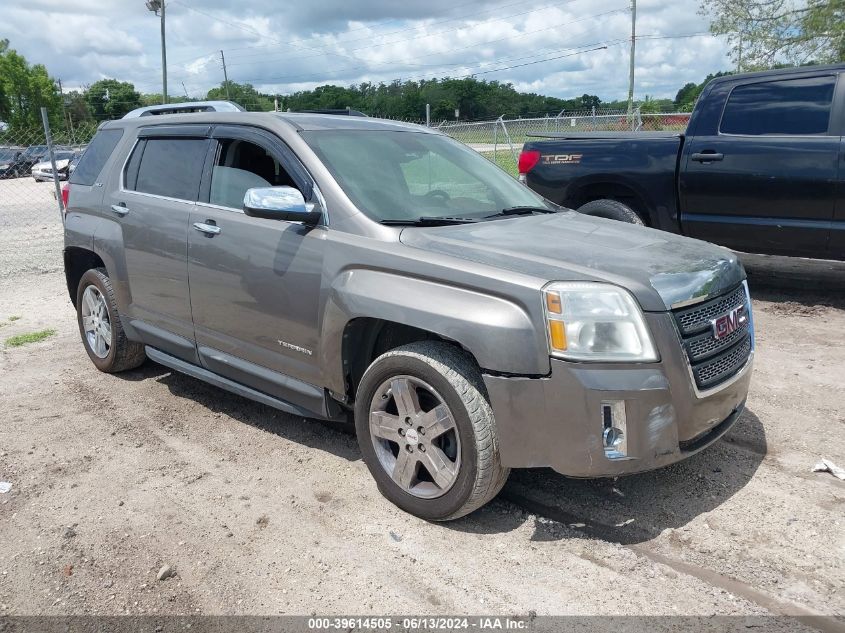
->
<box><xmin>399</xmin><ymin>211</ymin><xmax>745</xmax><ymax>312</ymax></box>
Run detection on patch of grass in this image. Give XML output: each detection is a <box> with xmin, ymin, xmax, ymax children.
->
<box><xmin>8</xmin><ymin>315</ymin><xmax>21</xmax><ymax>322</ymax></box>
<box><xmin>488</xmin><ymin>152</ymin><xmax>519</xmax><ymax>179</ymax></box>
<box><xmin>5</xmin><ymin>329</ymin><xmax>57</xmax><ymax>347</ymax></box>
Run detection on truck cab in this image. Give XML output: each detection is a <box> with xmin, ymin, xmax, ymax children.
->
<box><xmin>520</xmin><ymin>64</ymin><xmax>845</xmax><ymax>261</ymax></box>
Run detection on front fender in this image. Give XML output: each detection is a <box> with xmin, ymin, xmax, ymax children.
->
<box><xmin>320</xmin><ymin>269</ymin><xmax>549</xmax><ymax>394</ymax></box>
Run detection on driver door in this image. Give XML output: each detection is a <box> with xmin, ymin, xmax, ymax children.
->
<box><xmin>187</xmin><ymin>126</ymin><xmax>327</xmax><ymax>412</ymax></box>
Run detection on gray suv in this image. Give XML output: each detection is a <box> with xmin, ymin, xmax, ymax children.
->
<box><xmin>64</xmin><ymin>108</ymin><xmax>754</xmax><ymax>520</ymax></box>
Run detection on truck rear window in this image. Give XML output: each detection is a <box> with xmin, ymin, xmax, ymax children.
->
<box><xmin>720</xmin><ymin>76</ymin><xmax>835</xmax><ymax>136</ymax></box>
<box><xmin>69</xmin><ymin>128</ymin><xmax>123</xmax><ymax>186</ymax></box>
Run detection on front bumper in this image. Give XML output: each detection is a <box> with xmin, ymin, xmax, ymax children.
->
<box><xmin>483</xmin><ymin>312</ymin><xmax>752</xmax><ymax>477</ymax></box>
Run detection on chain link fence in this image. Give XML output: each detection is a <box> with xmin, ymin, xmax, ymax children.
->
<box><xmin>0</xmin><ymin>109</ymin><xmax>690</xmax><ymax>280</ymax></box>
<box><xmin>437</xmin><ymin>109</ymin><xmax>691</xmax><ymax>176</ymax></box>
<box><xmin>0</xmin><ymin>121</ymin><xmax>98</xmax><ymax>279</ymax></box>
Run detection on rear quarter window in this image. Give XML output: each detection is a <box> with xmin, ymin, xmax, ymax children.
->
<box><xmin>69</xmin><ymin>128</ymin><xmax>124</xmax><ymax>186</ymax></box>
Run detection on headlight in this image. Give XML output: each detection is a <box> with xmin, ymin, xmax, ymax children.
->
<box><xmin>0</xmin><ymin>164</ymin><xmax>8</xmax><ymax>170</ymax></box>
<box><xmin>543</xmin><ymin>281</ymin><xmax>658</xmax><ymax>362</ymax></box>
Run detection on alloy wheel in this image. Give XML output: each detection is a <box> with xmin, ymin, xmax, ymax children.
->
<box><xmin>368</xmin><ymin>375</ymin><xmax>461</xmax><ymax>499</ymax></box>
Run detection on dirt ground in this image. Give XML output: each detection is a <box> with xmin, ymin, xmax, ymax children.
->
<box><xmin>0</xmin><ymin>256</ymin><xmax>843</xmax><ymax>626</ymax></box>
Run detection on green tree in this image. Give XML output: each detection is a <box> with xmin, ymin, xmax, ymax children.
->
<box><xmin>64</xmin><ymin>90</ymin><xmax>94</xmax><ymax>125</ymax></box>
<box><xmin>0</xmin><ymin>39</ymin><xmax>63</xmax><ymax>132</ymax></box>
<box><xmin>207</xmin><ymin>82</ymin><xmax>274</xmax><ymax>111</ymax></box>
<box><xmin>700</xmin><ymin>0</ymin><xmax>845</xmax><ymax>70</ymax></box>
<box><xmin>672</xmin><ymin>72</ymin><xmax>732</xmax><ymax>110</ymax></box>
<box><xmin>85</xmin><ymin>79</ymin><xmax>142</xmax><ymax>120</ymax></box>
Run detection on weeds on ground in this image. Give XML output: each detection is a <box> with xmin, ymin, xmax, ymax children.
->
<box><xmin>8</xmin><ymin>316</ymin><xmax>21</xmax><ymax>322</ymax></box>
<box><xmin>4</xmin><ymin>329</ymin><xmax>56</xmax><ymax>347</ymax></box>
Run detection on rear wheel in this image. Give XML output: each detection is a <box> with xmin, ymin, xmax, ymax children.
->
<box><xmin>76</xmin><ymin>268</ymin><xmax>145</xmax><ymax>373</ymax></box>
<box><xmin>577</xmin><ymin>199</ymin><xmax>645</xmax><ymax>225</ymax></box>
<box><xmin>355</xmin><ymin>342</ymin><xmax>509</xmax><ymax>521</ymax></box>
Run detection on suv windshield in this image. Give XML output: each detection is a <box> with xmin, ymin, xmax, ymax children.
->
<box><xmin>302</xmin><ymin>130</ymin><xmax>551</xmax><ymax>222</ymax></box>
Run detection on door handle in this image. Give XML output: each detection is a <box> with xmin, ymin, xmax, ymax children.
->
<box><xmin>193</xmin><ymin>222</ymin><xmax>221</xmax><ymax>236</ymax></box>
<box><xmin>110</xmin><ymin>204</ymin><xmax>129</xmax><ymax>216</ymax></box>
<box><xmin>691</xmin><ymin>152</ymin><xmax>724</xmax><ymax>163</ymax></box>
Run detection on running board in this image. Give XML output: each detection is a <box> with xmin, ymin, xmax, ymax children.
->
<box><xmin>144</xmin><ymin>346</ymin><xmax>328</xmax><ymax>421</ymax></box>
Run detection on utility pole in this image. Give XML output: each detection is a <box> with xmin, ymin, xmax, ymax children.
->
<box><xmin>160</xmin><ymin>0</ymin><xmax>167</xmax><ymax>103</ymax></box>
<box><xmin>181</xmin><ymin>82</ymin><xmax>189</xmax><ymax>99</ymax></box>
<box><xmin>146</xmin><ymin>0</ymin><xmax>167</xmax><ymax>103</ymax></box>
<box><xmin>626</xmin><ymin>0</ymin><xmax>636</xmax><ymax>119</ymax></box>
<box><xmin>737</xmin><ymin>33</ymin><xmax>743</xmax><ymax>73</ymax></box>
<box><xmin>220</xmin><ymin>50</ymin><xmax>231</xmax><ymax>101</ymax></box>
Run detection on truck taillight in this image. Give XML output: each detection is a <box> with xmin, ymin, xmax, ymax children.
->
<box><xmin>61</xmin><ymin>183</ymin><xmax>70</xmax><ymax>210</ymax></box>
<box><xmin>517</xmin><ymin>150</ymin><xmax>541</xmax><ymax>182</ymax></box>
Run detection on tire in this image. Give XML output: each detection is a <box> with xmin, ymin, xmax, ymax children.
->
<box><xmin>76</xmin><ymin>267</ymin><xmax>146</xmax><ymax>373</ymax></box>
<box><xmin>354</xmin><ymin>341</ymin><xmax>509</xmax><ymax>521</ymax></box>
<box><xmin>577</xmin><ymin>199</ymin><xmax>645</xmax><ymax>225</ymax></box>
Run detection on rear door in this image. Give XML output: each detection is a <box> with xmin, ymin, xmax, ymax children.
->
<box><xmin>107</xmin><ymin>129</ymin><xmax>209</xmax><ymax>361</ymax></box>
<box><xmin>680</xmin><ymin>74</ymin><xmax>839</xmax><ymax>257</ymax></box>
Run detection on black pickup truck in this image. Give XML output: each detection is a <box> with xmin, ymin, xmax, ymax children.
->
<box><xmin>519</xmin><ymin>64</ymin><xmax>845</xmax><ymax>260</ymax></box>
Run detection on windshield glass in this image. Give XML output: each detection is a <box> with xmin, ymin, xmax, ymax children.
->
<box><xmin>22</xmin><ymin>146</ymin><xmax>47</xmax><ymax>159</ymax></box>
<box><xmin>0</xmin><ymin>149</ymin><xmax>18</xmax><ymax>162</ymax></box>
<box><xmin>302</xmin><ymin>130</ymin><xmax>550</xmax><ymax>222</ymax></box>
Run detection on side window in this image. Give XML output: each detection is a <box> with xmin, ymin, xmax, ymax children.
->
<box><xmin>209</xmin><ymin>139</ymin><xmax>299</xmax><ymax>210</ymax></box>
<box><xmin>69</xmin><ymin>128</ymin><xmax>123</xmax><ymax>186</ymax></box>
<box><xmin>128</xmin><ymin>138</ymin><xmax>208</xmax><ymax>201</ymax></box>
<box><xmin>720</xmin><ymin>76</ymin><xmax>835</xmax><ymax>136</ymax></box>
<box><xmin>123</xmin><ymin>140</ymin><xmax>145</xmax><ymax>191</ymax></box>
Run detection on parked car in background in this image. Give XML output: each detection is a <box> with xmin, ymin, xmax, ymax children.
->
<box><xmin>519</xmin><ymin>64</ymin><xmax>845</xmax><ymax>261</ymax></box>
<box><xmin>12</xmin><ymin>144</ymin><xmax>50</xmax><ymax>176</ymax></box>
<box><xmin>0</xmin><ymin>147</ymin><xmax>24</xmax><ymax>179</ymax></box>
<box><xmin>63</xmin><ymin>106</ymin><xmax>753</xmax><ymax>521</ymax></box>
<box><xmin>66</xmin><ymin>150</ymin><xmax>85</xmax><ymax>179</ymax></box>
<box><xmin>32</xmin><ymin>150</ymin><xmax>79</xmax><ymax>182</ymax></box>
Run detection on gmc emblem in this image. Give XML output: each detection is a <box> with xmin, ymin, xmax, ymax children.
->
<box><xmin>711</xmin><ymin>305</ymin><xmax>747</xmax><ymax>340</ymax></box>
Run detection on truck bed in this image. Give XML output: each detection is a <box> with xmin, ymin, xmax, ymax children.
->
<box><xmin>522</xmin><ymin>134</ymin><xmax>685</xmax><ymax>232</ymax></box>
<box><xmin>526</xmin><ymin>131</ymin><xmax>683</xmax><ymax>140</ymax></box>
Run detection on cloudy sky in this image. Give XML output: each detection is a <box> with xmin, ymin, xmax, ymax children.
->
<box><xmin>4</xmin><ymin>0</ymin><xmax>732</xmax><ymax>103</ymax></box>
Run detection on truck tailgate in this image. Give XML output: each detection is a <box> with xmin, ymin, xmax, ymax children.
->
<box><xmin>523</xmin><ymin>133</ymin><xmax>684</xmax><ymax>230</ymax></box>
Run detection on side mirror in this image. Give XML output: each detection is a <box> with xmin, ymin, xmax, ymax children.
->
<box><xmin>243</xmin><ymin>186</ymin><xmax>322</xmax><ymax>225</ymax></box>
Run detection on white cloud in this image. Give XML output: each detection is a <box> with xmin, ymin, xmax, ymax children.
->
<box><xmin>3</xmin><ymin>0</ymin><xmax>731</xmax><ymax>103</ymax></box>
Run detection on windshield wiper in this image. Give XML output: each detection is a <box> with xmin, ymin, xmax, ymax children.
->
<box><xmin>484</xmin><ymin>206</ymin><xmax>557</xmax><ymax>219</ymax></box>
<box><xmin>380</xmin><ymin>216</ymin><xmax>480</xmax><ymax>226</ymax></box>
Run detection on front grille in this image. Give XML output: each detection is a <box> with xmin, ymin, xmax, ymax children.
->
<box><xmin>692</xmin><ymin>336</ymin><xmax>752</xmax><ymax>388</ymax></box>
<box><xmin>685</xmin><ymin>317</ymin><xmax>749</xmax><ymax>362</ymax></box>
<box><xmin>674</xmin><ymin>285</ymin><xmax>746</xmax><ymax>336</ymax></box>
<box><xmin>673</xmin><ymin>285</ymin><xmax>752</xmax><ymax>390</ymax></box>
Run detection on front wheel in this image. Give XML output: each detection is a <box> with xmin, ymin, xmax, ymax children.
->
<box><xmin>354</xmin><ymin>342</ymin><xmax>509</xmax><ymax>521</ymax></box>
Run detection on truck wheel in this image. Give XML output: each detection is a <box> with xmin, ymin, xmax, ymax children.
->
<box><xmin>578</xmin><ymin>199</ymin><xmax>645</xmax><ymax>225</ymax></box>
<box><xmin>355</xmin><ymin>342</ymin><xmax>509</xmax><ymax>521</ymax></box>
<box><xmin>76</xmin><ymin>268</ymin><xmax>146</xmax><ymax>373</ymax></box>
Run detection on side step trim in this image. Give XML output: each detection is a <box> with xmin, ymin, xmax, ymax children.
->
<box><xmin>145</xmin><ymin>346</ymin><xmax>328</xmax><ymax>421</ymax></box>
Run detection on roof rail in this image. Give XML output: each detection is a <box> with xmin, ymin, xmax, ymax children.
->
<box><xmin>299</xmin><ymin>109</ymin><xmax>368</xmax><ymax>117</ymax></box>
<box><xmin>122</xmin><ymin>100</ymin><xmax>246</xmax><ymax>119</ymax></box>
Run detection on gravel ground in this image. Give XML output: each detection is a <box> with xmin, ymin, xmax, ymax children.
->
<box><xmin>0</xmin><ymin>178</ymin><xmax>64</xmax><ymax>278</ymax></box>
<box><xmin>0</xmin><ymin>259</ymin><xmax>843</xmax><ymax>626</ymax></box>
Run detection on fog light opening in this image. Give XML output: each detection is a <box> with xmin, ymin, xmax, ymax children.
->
<box><xmin>601</xmin><ymin>400</ymin><xmax>628</xmax><ymax>459</ymax></box>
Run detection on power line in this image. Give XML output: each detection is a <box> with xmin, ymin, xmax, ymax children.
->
<box><xmin>230</xmin><ymin>7</ymin><xmax>630</xmax><ymax>85</ymax></box>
